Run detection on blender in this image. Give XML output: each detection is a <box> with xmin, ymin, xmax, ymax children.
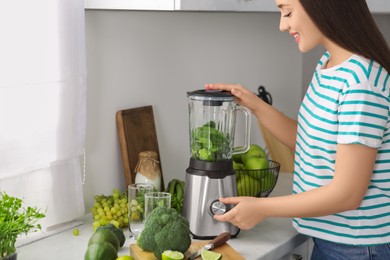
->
<box><xmin>183</xmin><ymin>89</ymin><xmax>251</xmax><ymax>239</ymax></box>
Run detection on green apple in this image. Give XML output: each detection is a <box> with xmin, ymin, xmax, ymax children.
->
<box><xmin>249</xmin><ymin>144</ymin><xmax>267</xmax><ymax>158</ymax></box>
<box><xmin>232</xmin><ymin>152</ymin><xmax>245</xmax><ymax>163</ymax></box>
<box><xmin>241</xmin><ymin>144</ymin><xmax>267</xmax><ymax>164</ymax></box>
<box><xmin>233</xmin><ymin>161</ymin><xmax>245</xmax><ymax>170</ymax></box>
<box><xmin>261</xmin><ymin>171</ymin><xmax>277</xmax><ymax>191</ymax></box>
<box><xmin>236</xmin><ymin>174</ymin><xmax>261</xmax><ymax>196</ymax></box>
<box><xmin>244</xmin><ymin>156</ymin><xmax>269</xmax><ymax>170</ymax></box>
<box><xmin>237</xmin><ymin>174</ymin><xmax>261</xmax><ymax>196</ymax></box>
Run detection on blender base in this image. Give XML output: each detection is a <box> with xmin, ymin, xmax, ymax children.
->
<box><xmin>182</xmin><ymin>168</ymin><xmax>240</xmax><ymax>239</ymax></box>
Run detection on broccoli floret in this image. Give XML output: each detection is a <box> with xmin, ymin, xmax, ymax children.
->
<box><xmin>191</xmin><ymin>121</ymin><xmax>232</xmax><ymax>162</ymax></box>
<box><xmin>198</xmin><ymin>148</ymin><xmax>215</xmax><ymax>161</ymax></box>
<box><xmin>137</xmin><ymin>207</ymin><xmax>191</xmax><ymax>259</ymax></box>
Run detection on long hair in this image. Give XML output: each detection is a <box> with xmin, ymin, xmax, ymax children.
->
<box><xmin>299</xmin><ymin>0</ymin><xmax>390</xmax><ymax>74</ymax></box>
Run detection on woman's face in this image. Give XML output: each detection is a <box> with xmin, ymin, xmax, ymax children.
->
<box><xmin>275</xmin><ymin>0</ymin><xmax>325</xmax><ymax>53</ymax></box>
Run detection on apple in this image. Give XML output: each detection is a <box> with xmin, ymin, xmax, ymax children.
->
<box><xmin>233</xmin><ymin>161</ymin><xmax>245</xmax><ymax>170</ymax></box>
<box><xmin>244</xmin><ymin>156</ymin><xmax>269</xmax><ymax>170</ymax></box>
<box><xmin>241</xmin><ymin>144</ymin><xmax>267</xmax><ymax>164</ymax></box>
<box><xmin>232</xmin><ymin>152</ymin><xmax>244</xmax><ymax>163</ymax></box>
<box><xmin>236</xmin><ymin>174</ymin><xmax>261</xmax><ymax>196</ymax></box>
<box><xmin>249</xmin><ymin>144</ymin><xmax>267</xmax><ymax>158</ymax></box>
<box><xmin>261</xmin><ymin>171</ymin><xmax>277</xmax><ymax>191</ymax></box>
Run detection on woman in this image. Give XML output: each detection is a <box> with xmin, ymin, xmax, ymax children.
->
<box><xmin>206</xmin><ymin>0</ymin><xmax>390</xmax><ymax>259</ymax></box>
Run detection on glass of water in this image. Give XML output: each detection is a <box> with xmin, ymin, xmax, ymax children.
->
<box><xmin>144</xmin><ymin>192</ymin><xmax>172</xmax><ymax>221</ymax></box>
<box><xmin>128</xmin><ymin>183</ymin><xmax>154</xmax><ymax>239</ymax></box>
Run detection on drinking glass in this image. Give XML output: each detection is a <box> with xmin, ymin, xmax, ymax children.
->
<box><xmin>128</xmin><ymin>183</ymin><xmax>154</xmax><ymax>239</ymax></box>
<box><xmin>144</xmin><ymin>192</ymin><xmax>171</xmax><ymax>221</ymax></box>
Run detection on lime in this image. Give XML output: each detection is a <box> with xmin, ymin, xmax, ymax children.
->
<box><xmin>84</xmin><ymin>242</ymin><xmax>118</xmax><ymax>260</ymax></box>
<box><xmin>88</xmin><ymin>228</ymin><xmax>120</xmax><ymax>251</ymax></box>
<box><xmin>96</xmin><ymin>224</ymin><xmax>126</xmax><ymax>247</ymax></box>
<box><xmin>116</xmin><ymin>256</ymin><xmax>134</xmax><ymax>260</ymax></box>
<box><xmin>201</xmin><ymin>250</ymin><xmax>222</xmax><ymax>260</ymax></box>
<box><xmin>162</xmin><ymin>250</ymin><xmax>184</xmax><ymax>260</ymax></box>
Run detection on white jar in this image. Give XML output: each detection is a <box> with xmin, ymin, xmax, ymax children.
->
<box><xmin>134</xmin><ymin>151</ymin><xmax>162</xmax><ymax>191</ymax></box>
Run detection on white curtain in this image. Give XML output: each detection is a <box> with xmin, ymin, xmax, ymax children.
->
<box><xmin>0</xmin><ymin>0</ymin><xmax>86</xmax><ymax>229</ymax></box>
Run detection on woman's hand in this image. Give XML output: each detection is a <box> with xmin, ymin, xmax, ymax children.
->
<box><xmin>213</xmin><ymin>196</ymin><xmax>266</xmax><ymax>230</ymax></box>
<box><xmin>204</xmin><ymin>83</ymin><xmax>263</xmax><ymax>114</ymax></box>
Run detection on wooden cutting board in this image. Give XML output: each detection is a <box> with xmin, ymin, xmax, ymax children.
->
<box><xmin>130</xmin><ymin>240</ymin><xmax>244</xmax><ymax>260</ymax></box>
<box><xmin>116</xmin><ymin>105</ymin><xmax>165</xmax><ymax>191</ymax></box>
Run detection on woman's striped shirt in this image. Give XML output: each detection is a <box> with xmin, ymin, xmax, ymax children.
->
<box><xmin>293</xmin><ymin>52</ymin><xmax>390</xmax><ymax>245</ymax></box>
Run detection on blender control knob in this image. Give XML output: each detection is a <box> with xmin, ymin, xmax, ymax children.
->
<box><xmin>210</xmin><ymin>200</ymin><xmax>227</xmax><ymax>215</ymax></box>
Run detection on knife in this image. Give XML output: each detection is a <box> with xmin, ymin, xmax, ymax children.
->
<box><xmin>187</xmin><ymin>232</ymin><xmax>231</xmax><ymax>260</ymax></box>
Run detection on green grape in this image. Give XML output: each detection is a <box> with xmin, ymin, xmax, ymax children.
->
<box><xmin>99</xmin><ymin>219</ymin><xmax>108</xmax><ymax>226</ymax></box>
<box><xmin>90</xmin><ymin>189</ymin><xmax>129</xmax><ymax>229</ymax></box>
<box><xmin>92</xmin><ymin>221</ymin><xmax>100</xmax><ymax>231</ymax></box>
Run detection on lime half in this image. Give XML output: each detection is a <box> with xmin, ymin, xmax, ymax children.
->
<box><xmin>201</xmin><ymin>250</ymin><xmax>222</xmax><ymax>260</ymax></box>
<box><xmin>116</xmin><ymin>256</ymin><xmax>134</xmax><ymax>260</ymax></box>
<box><xmin>162</xmin><ymin>250</ymin><xmax>184</xmax><ymax>260</ymax></box>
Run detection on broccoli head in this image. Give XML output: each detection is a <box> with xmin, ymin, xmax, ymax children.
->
<box><xmin>137</xmin><ymin>207</ymin><xmax>191</xmax><ymax>259</ymax></box>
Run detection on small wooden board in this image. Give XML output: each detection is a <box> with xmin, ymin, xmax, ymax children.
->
<box><xmin>130</xmin><ymin>240</ymin><xmax>244</xmax><ymax>260</ymax></box>
<box><xmin>116</xmin><ymin>105</ymin><xmax>164</xmax><ymax>190</ymax></box>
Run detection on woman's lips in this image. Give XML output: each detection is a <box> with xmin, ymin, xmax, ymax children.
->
<box><xmin>290</xmin><ymin>32</ymin><xmax>300</xmax><ymax>43</ymax></box>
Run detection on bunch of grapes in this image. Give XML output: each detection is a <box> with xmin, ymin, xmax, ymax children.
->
<box><xmin>90</xmin><ymin>188</ymin><xmax>129</xmax><ymax>230</ymax></box>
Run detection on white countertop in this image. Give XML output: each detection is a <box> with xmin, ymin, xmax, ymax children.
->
<box><xmin>18</xmin><ymin>172</ymin><xmax>310</xmax><ymax>260</ymax></box>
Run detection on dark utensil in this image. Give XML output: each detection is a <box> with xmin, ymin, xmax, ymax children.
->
<box><xmin>187</xmin><ymin>232</ymin><xmax>231</xmax><ymax>260</ymax></box>
<box><xmin>257</xmin><ymin>85</ymin><xmax>272</xmax><ymax>105</ymax></box>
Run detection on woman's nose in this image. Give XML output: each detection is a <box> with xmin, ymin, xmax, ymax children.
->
<box><xmin>279</xmin><ymin>17</ymin><xmax>289</xmax><ymax>32</ymax></box>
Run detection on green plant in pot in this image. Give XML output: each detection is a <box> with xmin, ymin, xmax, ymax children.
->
<box><xmin>0</xmin><ymin>192</ymin><xmax>45</xmax><ymax>259</ymax></box>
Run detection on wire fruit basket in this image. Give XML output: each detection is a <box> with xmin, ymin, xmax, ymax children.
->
<box><xmin>235</xmin><ymin>160</ymin><xmax>280</xmax><ymax>198</ymax></box>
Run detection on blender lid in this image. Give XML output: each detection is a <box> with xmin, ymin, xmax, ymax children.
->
<box><xmin>187</xmin><ymin>89</ymin><xmax>235</xmax><ymax>102</ymax></box>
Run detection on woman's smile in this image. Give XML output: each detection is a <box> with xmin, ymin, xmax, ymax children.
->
<box><xmin>290</xmin><ymin>32</ymin><xmax>300</xmax><ymax>43</ymax></box>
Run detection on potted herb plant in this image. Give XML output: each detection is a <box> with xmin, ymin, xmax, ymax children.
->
<box><xmin>0</xmin><ymin>192</ymin><xmax>45</xmax><ymax>259</ymax></box>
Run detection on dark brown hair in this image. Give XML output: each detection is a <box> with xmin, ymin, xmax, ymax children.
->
<box><xmin>299</xmin><ymin>0</ymin><xmax>390</xmax><ymax>73</ymax></box>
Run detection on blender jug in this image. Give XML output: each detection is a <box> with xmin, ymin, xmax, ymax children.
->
<box><xmin>188</xmin><ymin>89</ymin><xmax>251</xmax><ymax>162</ymax></box>
<box><xmin>183</xmin><ymin>89</ymin><xmax>251</xmax><ymax>239</ymax></box>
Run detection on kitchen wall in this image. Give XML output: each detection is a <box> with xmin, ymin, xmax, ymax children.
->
<box><xmin>83</xmin><ymin>10</ymin><xmax>390</xmax><ymax>211</ymax></box>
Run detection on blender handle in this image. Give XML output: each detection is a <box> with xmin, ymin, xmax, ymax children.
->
<box><xmin>233</xmin><ymin>106</ymin><xmax>251</xmax><ymax>155</ymax></box>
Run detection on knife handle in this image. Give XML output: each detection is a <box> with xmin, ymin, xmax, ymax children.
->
<box><xmin>210</xmin><ymin>232</ymin><xmax>231</xmax><ymax>249</ymax></box>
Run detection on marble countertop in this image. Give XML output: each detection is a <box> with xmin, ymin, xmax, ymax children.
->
<box><xmin>18</xmin><ymin>172</ymin><xmax>309</xmax><ymax>260</ymax></box>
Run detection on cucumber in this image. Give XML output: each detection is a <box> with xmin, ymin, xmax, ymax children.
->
<box><xmin>175</xmin><ymin>181</ymin><xmax>184</xmax><ymax>201</ymax></box>
<box><xmin>166</xmin><ymin>179</ymin><xmax>178</xmax><ymax>195</ymax></box>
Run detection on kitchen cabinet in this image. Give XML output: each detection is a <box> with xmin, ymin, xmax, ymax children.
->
<box><xmin>85</xmin><ymin>0</ymin><xmax>390</xmax><ymax>13</ymax></box>
<box><xmin>240</xmin><ymin>0</ymin><xmax>278</xmax><ymax>12</ymax></box>
<box><xmin>84</xmin><ymin>0</ymin><xmax>276</xmax><ymax>11</ymax></box>
<box><xmin>84</xmin><ymin>0</ymin><xmax>175</xmax><ymax>10</ymax></box>
<box><xmin>177</xmin><ymin>0</ymin><xmax>277</xmax><ymax>12</ymax></box>
<box><xmin>177</xmin><ymin>0</ymin><xmax>241</xmax><ymax>12</ymax></box>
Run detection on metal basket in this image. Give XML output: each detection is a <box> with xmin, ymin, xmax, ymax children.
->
<box><xmin>235</xmin><ymin>160</ymin><xmax>280</xmax><ymax>197</ymax></box>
